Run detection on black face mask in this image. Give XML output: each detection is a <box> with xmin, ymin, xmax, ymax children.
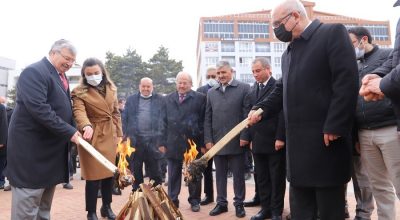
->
<box><xmin>274</xmin><ymin>23</ymin><xmax>293</xmax><ymax>42</ymax></box>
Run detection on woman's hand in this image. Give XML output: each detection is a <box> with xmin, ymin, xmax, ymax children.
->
<box><xmin>82</xmin><ymin>125</ymin><xmax>93</xmax><ymax>140</ymax></box>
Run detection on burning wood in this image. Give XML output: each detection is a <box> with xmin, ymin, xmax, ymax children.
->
<box><xmin>183</xmin><ymin>139</ymin><xmax>200</xmax><ymax>183</ymax></box>
<box><xmin>116</xmin><ymin>181</ymin><xmax>184</xmax><ymax>220</ymax></box>
<box><xmin>186</xmin><ymin>108</ymin><xmax>264</xmax><ymax>183</ymax></box>
<box><xmin>116</xmin><ymin>138</ymin><xmax>135</xmax><ymax>189</ymax></box>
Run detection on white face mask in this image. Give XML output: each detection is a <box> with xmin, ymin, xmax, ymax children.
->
<box><xmin>207</xmin><ymin>78</ymin><xmax>218</xmax><ymax>87</ymax></box>
<box><xmin>355</xmin><ymin>41</ymin><xmax>365</xmax><ymax>59</ymax></box>
<box><xmin>86</xmin><ymin>74</ymin><xmax>103</xmax><ymax>86</ymax></box>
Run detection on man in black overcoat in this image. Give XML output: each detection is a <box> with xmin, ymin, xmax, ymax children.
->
<box><xmin>249</xmin><ymin>1</ymin><xmax>358</xmax><ymax>219</ymax></box>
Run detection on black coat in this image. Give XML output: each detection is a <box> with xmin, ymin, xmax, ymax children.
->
<box><xmin>196</xmin><ymin>84</ymin><xmax>212</xmax><ymax>95</ymax></box>
<box><xmin>164</xmin><ymin>90</ymin><xmax>206</xmax><ymax>160</ymax></box>
<box><xmin>376</xmin><ymin>18</ymin><xmax>400</xmax><ymax>128</ymax></box>
<box><xmin>254</xmin><ymin>20</ymin><xmax>359</xmax><ymax>187</ymax></box>
<box><xmin>6</xmin><ymin>57</ymin><xmax>76</xmax><ymax>188</ymax></box>
<box><xmin>122</xmin><ymin>93</ymin><xmax>166</xmax><ymax>158</ymax></box>
<box><xmin>356</xmin><ymin>46</ymin><xmax>396</xmax><ymax>129</ymax></box>
<box><xmin>0</xmin><ymin>104</ymin><xmax>7</xmax><ymax>157</ymax></box>
<box><xmin>244</xmin><ymin>77</ymin><xmax>285</xmax><ymax>154</ymax></box>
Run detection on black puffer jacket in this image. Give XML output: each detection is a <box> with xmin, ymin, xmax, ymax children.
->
<box><xmin>356</xmin><ymin>46</ymin><xmax>396</xmax><ymax>129</ymax></box>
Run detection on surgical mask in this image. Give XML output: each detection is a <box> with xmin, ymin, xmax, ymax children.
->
<box><xmin>273</xmin><ymin>14</ymin><xmax>297</xmax><ymax>42</ymax></box>
<box><xmin>207</xmin><ymin>78</ymin><xmax>218</xmax><ymax>87</ymax></box>
<box><xmin>355</xmin><ymin>41</ymin><xmax>365</xmax><ymax>59</ymax></box>
<box><xmin>86</xmin><ymin>74</ymin><xmax>103</xmax><ymax>86</ymax></box>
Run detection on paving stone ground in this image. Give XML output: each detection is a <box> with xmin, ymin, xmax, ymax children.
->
<box><xmin>0</xmin><ymin>169</ymin><xmax>399</xmax><ymax>220</ymax></box>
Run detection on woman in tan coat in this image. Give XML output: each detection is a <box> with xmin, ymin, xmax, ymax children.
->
<box><xmin>71</xmin><ymin>58</ymin><xmax>122</xmax><ymax>220</ymax></box>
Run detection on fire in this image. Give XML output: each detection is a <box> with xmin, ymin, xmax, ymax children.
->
<box><xmin>183</xmin><ymin>139</ymin><xmax>198</xmax><ymax>182</ymax></box>
<box><xmin>116</xmin><ymin>138</ymin><xmax>135</xmax><ymax>188</ymax></box>
<box><xmin>184</xmin><ymin>139</ymin><xmax>198</xmax><ymax>165</ymax></box>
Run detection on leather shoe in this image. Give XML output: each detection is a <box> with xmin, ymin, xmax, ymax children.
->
<box><xmin>209</xmin><ymin>204</ymin><xmax>228</xmax><ymax>216</ymax></box>
<box><xmin>200</xmin><ymin>196</ymin><xmax>214</xmax><ymax>205</ymax></box>
<box><xmin>243</xmin><ymin>197</ymin><xmax>260</xmax><ymax>207</ymax></box>
<box><xmin>87</xmin><ymin>212</ymin><xmax>98</xmax><ymax>220</ymax></box>
<box><xmin>112</xmin><ymin>187</ymin><xmax>121</xmax><ymax>195</ymax></box>
<box><xmin>191</xmin><ymin>204</ymin><xmax>200</xmax><ymax>212</ymax></box>
<box><xmin>272</xmin><ymin>215</ymin><xmax>282</xmax><ymax>220</ymax></box>
<box><xmin>235</xmin><ymin>205</ymin><xmax>246</xmax><ymax>218</ymax></box>
<box><xmin>250</xmin><ymin>209</ymin><xmax>272</xmax><ymax>220</ymax></box>
<box><xmin>63</xmin><ymin>183</ymin><xmax>73</xmax><ymax>190</ymax></box>
<box><xmin>100</xmin><ymin>204</ymin><xmax>116</xmax><ymax>220</ymax></box>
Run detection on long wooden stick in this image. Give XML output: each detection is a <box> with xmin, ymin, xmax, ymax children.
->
<box><xmin>78</xmin><ymin>137</ymin><xmax>118</xmax><ymax>174</ymax></box>
<box><xmin>203</xmin><ymin>108</ymin><xmax>263</xmax><ymax>160</ymax></box>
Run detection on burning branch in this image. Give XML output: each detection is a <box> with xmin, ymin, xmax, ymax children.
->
<box><xmin>116</xmin><ymin>138</ymin><xmax>135</xmax><ymax>189</ymax></box>
<box><xmin>186</xmin><ymin>108</ymin><xmax>264</xmax><ymax>183</ymax></box>
<box><xmin>183</xmin><ymin>139</ymin><xmax>200</xmax><ymax>183</ymax></box>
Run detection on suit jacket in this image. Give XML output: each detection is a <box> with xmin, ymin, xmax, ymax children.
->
<box><xmin>244</xmin><ymin>77</ymin><xmax>285</xmax><ymax>154</ymax></box>
<box><xmin>253</xmin><ymin>20</ymin><xmax>358</xmax><ymax>187</ymax></box>
<box><xmin>71</xmin><ymin>84</ymin><xmax>123</xmax><ymax>180</ymax></box>
<box><xmin>204</xmin><ymin>79</ymin><xmax>250</xmax><ymax>155</ymax></box>
<box><xmin>164</xmin><ymin>90</ymin><xmax>206</xmax><ymax>160</ymax></box>
<box><xmin>122</xmin><ymin>92</ymin><xmax>166</xmax><ymax>158</ymax></box>
<box><xmin>196</xmin><ymin>84</ymin><xmax>212</xmax><ymax>95</ymax></box>
<box><xmin>6</xmin><ymin>57</ymin><xmax>76</xmax><ymax>188</ymax></box>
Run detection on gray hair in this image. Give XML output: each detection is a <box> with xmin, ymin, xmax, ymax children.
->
<box><xmin>206</xmin><ymin>66</ymin><xmax>216</xmax><ymax>73</ymax></box>
<box><xmin>216</xmin><ymin>60</ymin><xmax>232</xmax><ymax>70</ymax></box>
<box><xmin>176</xmin><ymin>71</ymin><xmax>192</xmax><ymax>83</ymax></box>
<box><xmin>140</xmin><ymin>77</ymin><xmax>153</xmax><ymax>85</ymax></box>
<box><xmin>49</xmin><ymin>39</ymin><xmax>77</xmax><ymax>55</ymax></box>
<box><xmin>278</xmin><ymin>0</ymin><xmax>307</xmax><ymax>18</ymax></box>
<box><xmin>252</xmin><ymin>57</ymin><xmax>271</xmax><ymax>69</ymax></box>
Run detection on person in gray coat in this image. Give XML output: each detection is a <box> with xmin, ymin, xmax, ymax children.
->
<box><xmin>204</xmin><ymin>60</ymin><xmax>250</xmax><ymax>218</ymax></box>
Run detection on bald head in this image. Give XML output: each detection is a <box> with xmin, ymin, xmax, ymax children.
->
<box><xmin>176</xmin><ymin>72</ymin><xmax>192</xmax><ymax>94</ymax></box>
<box><xmin>0</xmin><ymin>96</ymin><xmax>7</xmax><ymax>105</ymax></box>
<box><xmin>139</xmin><ymin>77</ymin><xmax>154</xmax><ymax>97</ymax></box>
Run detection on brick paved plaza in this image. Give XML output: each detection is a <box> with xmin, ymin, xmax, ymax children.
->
<box><xmin>0</xmin><ymin>169</ymin><xmax>399</xmax><ymax>220</ymax></box>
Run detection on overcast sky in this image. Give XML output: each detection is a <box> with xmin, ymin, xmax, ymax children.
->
<box><xmin>0</xmin><ymin>0</ymin><xmax>398</xmax><ymax>84</ymax></box>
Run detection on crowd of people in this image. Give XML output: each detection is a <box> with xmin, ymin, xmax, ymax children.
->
<box><xmin>1</xmin><ymin>0</ymin><xmax>400</xmax><ymax>220</ymax></box>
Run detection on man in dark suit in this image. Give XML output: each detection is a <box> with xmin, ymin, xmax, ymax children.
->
<box><xmin>249</xmin><ymin>1</ymin><xmax>358</xmax><ymax>219</ymax></box>
<box><xmin>204</xmin><ymin>60</ymin><xmax>251</xmax><ymax>218</ymax></box>
<box><xmin>164</xmin><ymin>72</ymin><xmax>206</xmax><ymax>211</ymax></box>
<box><xmin>5</xmin><ymin>39</ymin><xmax>81</xmax><ymax>219</ymax></box>
<box><xmin>244</xmin><ymin>58</ymin><xmax>286</xmax><ymax>220</ymax></box>
<box><xmin>196</xmin><ymin>66</ymin><xmax>217</xmax><ymax>206</ymax></box>
<box><xmin>122</xmin><ymin>77</ymin><xmax>165</xmax><ymax>190</ymax></box>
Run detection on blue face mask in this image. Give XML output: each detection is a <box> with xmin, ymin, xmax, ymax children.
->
<box><xmin>354</xmin><ymin>41</ymin><xmax>365</xmax><ymax>59</ymax></box>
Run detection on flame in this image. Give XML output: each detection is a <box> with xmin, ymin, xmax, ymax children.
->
<box><xmin>183</xmin><ymin>139</ymin><xmax>198</xmax><ymax>165</ymax></box>
<box><xmin>117</xmin><ymin>138</ymin><xmax>135</xmax><ymax>176</ymax></box>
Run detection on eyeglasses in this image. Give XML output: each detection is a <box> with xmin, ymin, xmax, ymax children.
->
<box><xmin>57</xmin><ymin>51</ymin><xmax>76</xmax><ymax>64</ymax></box>
<box><xmin>272</xmin><ymin>12</ymin><xmax>293</xmax><ymax>29</ymax></box>
<box><xmin>206</xmin><ymin>75</ymin><xmax>217</xmax><ymax>79</ymax></box>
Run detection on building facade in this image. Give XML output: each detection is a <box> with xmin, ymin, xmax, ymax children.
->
<box><xmin>196</xmin><ymin>1</ymin><xmax>392</xmax><ymax>86</ymax></box>
<box><xmin>0</xmin><ymin>56</ymin><xmax>16</xmax><ymax>97</ymax></box>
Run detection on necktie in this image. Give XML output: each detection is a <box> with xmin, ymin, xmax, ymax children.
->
<box><xmin>259</xmin><ymin>83</ymin><xmax>265</xmax><ymax>90</ymax></box>
<box><xmin>179</xmin><ymin>94</ymin><xmax>185</xmax><ymax>103</ymax></box>
<box><xmin>59</xmin><ymin>73</ymin><xmax>68</xmax><ymax>91</ymax></box>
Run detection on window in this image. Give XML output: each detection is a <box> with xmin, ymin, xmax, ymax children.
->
<box><xmin>221</xmin><ymin>56</ymin><xmax>236</xmax><ymax>67</ymax></box>
<box><xmin>203</xmin><ymin>20</ymin><xmax>234</xmax><ymax>39</ymax></box>
<box><xmin>238</xmin><ymin>22</ymin><xmax>269</xmax><ymax>39</ymax></box>
<box><xmin>205</xmin><ymin>42</ymin><xmax>219</xmax><ymax>52</ymax></box>
<box><xmin>363</xmin><ymin>24</ymin><xmax>389</xmax><ymax>41</ymax></box>
<box><xmin>274</xmin><ymin>57</ymin><xmax>281</xmax><ymax>68</ymax></box>
<box><xmin>273</xmin><ymin>43</ymin><xmax>286</xmax><ymax>53</ymax></box>
<box><xmin>221</xmin><ymin>42</ymin><xmax>235</xmax><ymax>52</ymax></box>
<box><xmin>239</xmin><ymin>57</ymin><xmax>252</xmax><ymax>67</ymax></box>
<box><xmin>205</xmin><ymin>57</ymin><xmax>219</xmax><ymax>67</ymax></box>
<box><xmin>255</xmin><ymin>42</ymin><xmax>271</xmax><ymax>52</ymax></box>
<box><xmin>239</xmin><ymin>42</ymin><xmax>253</xmax><ymax>53</ymax></box>
<box><xmin>240</xmin><ymin>73</ymin><xmax>255</xmax><ymax>84</ymax></box>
